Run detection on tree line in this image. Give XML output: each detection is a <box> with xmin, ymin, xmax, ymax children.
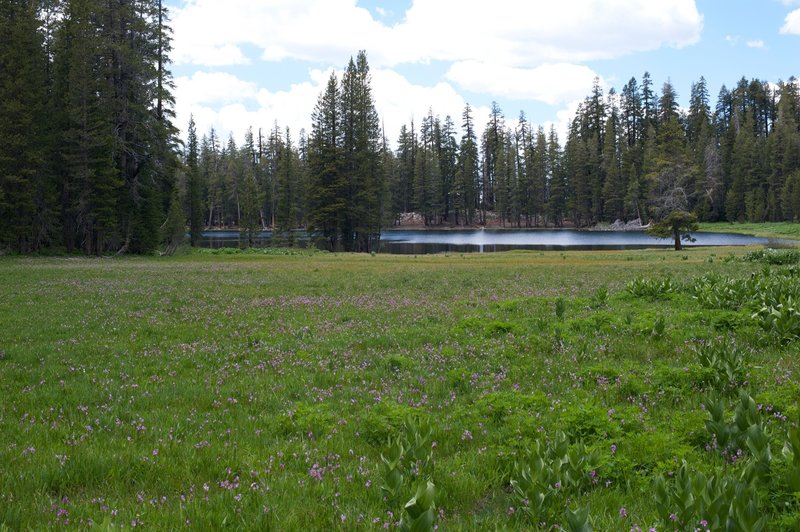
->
<box><xmin>188</xmin><ymin>70</ymin><xmax>800</xmax><ymax>248</ymax></box>
<box><xmin>0</xmin><ymin>0</ymin><xmax>179</xmax><ymax>254</ymax></box>
<box><xmin>2</xmin><ymin>2</ymin><xmax>800</xmax><ymax>255</ymax></box>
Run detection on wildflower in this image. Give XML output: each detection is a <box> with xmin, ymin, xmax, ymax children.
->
<box><xmin>462</xmin><ymin>429</ymin><xmax>473</xmax><ymax>441</ymax></box>
<box><xmin>619</xmin><ymin>507</ymin><xmax>627</xmax><ymax>518</ymax></box>
<box><xmin>152</xmin><ymin>449</ymin><xmax>159</xmax><ymax>456</ymax></box>
<box><xmin>309</xmin><ymin>463</ymin><xmax>325</xmax><ymax>481</ymax></box>
<box><xmin>611</xmin><ymin>444</ymin><xmax>617</xmax><ymax>455</ymax></box>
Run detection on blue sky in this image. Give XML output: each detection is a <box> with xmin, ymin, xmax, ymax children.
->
<box><xmin>166</xmin><ymin>0</ymin><xmax>800</xmax><ymax>148</ymax></box>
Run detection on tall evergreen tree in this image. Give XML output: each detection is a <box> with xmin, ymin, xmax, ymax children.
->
<box><xmin>274</xmin><ymin>128</ymin><xmax>300</xmax><ymax>243</ymax></box>
<box><xmin>453</xmin><ymin>105</ymin><xmax>479</xmax><ymax>225</ymax></box>
<box><xmin>338</xmin><ymin>51</ymin><xmax>384</xmax><ymax>251</ymax></box>
<box><xmin>307</xmin><ymin>72</ymin><xmax>343</xmax><ymax>249</ymax></box>
<box><xmin>546</xmin><ymin>127</ymin><xmax>566</xmax><ymax>226</ymax></box>
<box><xmin>186</xmin><ymin>115</ymin><xmax>203</xmax><ymax>245</ymax></box>
<box><xmin>0</xmin><ymin>0</ymin><xmax>52</xmax><ymax>252</ymax></box>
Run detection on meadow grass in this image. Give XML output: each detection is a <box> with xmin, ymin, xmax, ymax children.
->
<box><xmin>1</xmin><ymin>247</ymin><xmax>799</xmax><ymax>530</ymax></box>
<box><xmin>699</xmin><ymin>221</ymin><xmax>800</xmax><ymax>240</ymax></box>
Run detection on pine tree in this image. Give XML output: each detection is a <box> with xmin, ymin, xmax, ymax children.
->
<box><xmin>481</xmin><ymin>102</ymin><xmax>505</xmax><ymax>223</ymax></box>
<box><xmin>546</xmin><ymin>127</ymin><xmax>566</xmax><ymax>226</ymax></box>
<box><xmin>274</xmin><ymin>128</ymin><xmax>299</xmax><ymax>244</ymax></box>
<box><xmin>530</xmin><ymin>126</ymin><xmax>548</xmax><ymax>226</ymax></box>
<box><xmin>768</xmin><ymin>81</ymin><xmax>800</xmax><ymax>221</ymax></box>
<box><xmin>513</xmin><ymin>113</ymin><xmax>530</xmax><ymax>226</ymax></box>
<box><xmin>307</xmin><ymin>72</ymin><xmax>344</xmax><ymax>250</ymax></box>
<box><xmin>602</xmin><ymin>108</ymin><xmax>625</xmax><ymax>221</ymax></box>
<box><xmin>337</xmin><ymin>51</ymin><xmax>384</xmax><ymax>251</ymax></box>
<box><xmin>162</xmin><ymin>174</ymin><xmax>186</xmax><ymax>255</ymax></box>
<box><xmin>0</xmin><ymin>0</ymin><xmax>52</xmax><ymax>252</ymax></box>
<box><xmin>392</xmin><ymin>123</ymin><xmax>416</xmax><ymax>216</ymax></box>
<box><xmin>54</xmin><ymin>0</ymin><xmax>121</xmax><ymax>254</ymax></box>
<box><xmin>414</xmin><ymin>111</ymin><xmax>441</xmax><ymax>225</ymax></box>
<box><xmin>186</xmin><ymin>115</ymin><xmax>203</xmax><ymax>245</ymax></box>
<box><xmin>201</xmin><ymin>129</ymin><xmax>223</xmax><ymax>227</ymax></box>
<box><xmin>438</xmin><ymin>115</ymin><xmax>458</xmax><ymax>224</ymax></box>
<box><xmin>647</xmin><ymin>81</ymin><xmax>694</xmax><ymax>220</ymax></box>
<box><xmin>454</xmin><ymin>105</ymin><xmax>479</xmax><ymax>225</ymax></box>
<box><xmin>107</xmin><ymin>0</ymin><xmax>179</xmax><ymax>254</ymax></box>
<box><xmin>565</xmin><ymin>113</ymin><xmax>592</xmax><ymax>226</ymax></box>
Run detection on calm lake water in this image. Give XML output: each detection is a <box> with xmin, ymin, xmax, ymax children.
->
<box><xmin>199</xmin><ymin>229</ymin><xmax>770</xmax><ymax>253</ymax></box>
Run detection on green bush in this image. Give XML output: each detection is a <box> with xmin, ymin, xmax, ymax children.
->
<box><xmin>743</xmin><ymin>248</ymin><xmax>800</xmax><ymax>265</ymax></box>
<box><xmin>626</xmin><ymin>276</ymin><xmax>679</xmax><ymax>299</ymax></box>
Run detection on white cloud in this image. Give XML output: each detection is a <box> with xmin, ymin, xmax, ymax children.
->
<box><xmin>171</xmin><ymin>0</ymin><xmax>390</xmax><ymax>67</ymax></box>
<box><xmin>174</xmin><ymin>69</ymin><xmax>334</xmax><ymax>144</ymax></box>
<box><xmin>388</xmin><ymin>0</ymin><xmax>703</xmax><ymax>65</ymax></box>
<box><xmin>170</xmin><ymin>0</ymin><xmax>703</xmax><ymax>68</ymax></box>
<box><xmin>746</xmin><ymin>39</ymin><xmax>765</xmax><ymax>48</ymax></box>
<box><xmin>167</xmin><ymin>0</ymin><xmax>704</xmax><ymax>143</ymax></box>
<box><xmin>781</xmin><ymin>9</ymin><xmax>800</xmax><ymax>34</ymax></box>
<box><xmin>446</xmin><ymin>62</ymin><xmax>601</xmax><ymax>105</ymax></box>
<box><xmin>543</xmin><ymin>98</ymin><xmax>585</xmax><ymax>142</ymax></box>
<box><xmin>173</xmin><ymin>66</ymin><xmax>495</xmax><ymax>149</ymax></box>
<box><xmin>725</xmin><ymin>35</ymin><xmax>740</xmax><ymax>45</ymax></box>
<box><xmin>174</xmin><ymin>72</ymin><xmax>259</xmax><ymax>105</ymax></box>
<box><xmin>371</xmin><ymin>69</ymin><xmax>491</xmax><ymax>144</ymax></box>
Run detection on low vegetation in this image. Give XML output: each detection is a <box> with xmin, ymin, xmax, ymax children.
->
<box><xmin>1</xmin><ymin>246</ymin><xmax>799</xmax><ymax>529</ymax></box>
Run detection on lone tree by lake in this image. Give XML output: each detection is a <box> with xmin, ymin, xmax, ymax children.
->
<box><xmin>648</xmin><ymin>210</ymin><xmax>699</xmax><ymax>251</ymax></box>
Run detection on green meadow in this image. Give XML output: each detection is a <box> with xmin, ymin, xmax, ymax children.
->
<box><xmin>2</xmin><ymin>245</ymin><xmax>800</xmax><ymax>530</ymax></box>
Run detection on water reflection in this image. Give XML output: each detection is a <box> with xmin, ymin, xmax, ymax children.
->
<box><xmin>198</xmin><ymin>228</ymin><xmax>771</xmax><ymax>254</ymax></box>
<box><xmin>378</xmin><ymin>229</ymin><xmax>770</xmax><ymax>254</ymax></box>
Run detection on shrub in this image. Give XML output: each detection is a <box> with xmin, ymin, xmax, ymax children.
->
<box><xmin>753</xmin><ymin>296</ymin><xmax>800</xmax><ymax>344</ymax></box>
<box><xmin>743</xmin><ymin>248</ymin><xmax>800</xmax><ymax>265</ymax></box>
<box><xmin>625</xmin><ymin>276</ymin><xmax>678</xmax><ymax>299</ymax></box>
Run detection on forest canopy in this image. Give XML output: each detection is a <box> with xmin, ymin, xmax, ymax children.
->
<box><xmin>2</xmin><ymin>0</ymin><xmax>800</xmax><ymax>253</ymax></box>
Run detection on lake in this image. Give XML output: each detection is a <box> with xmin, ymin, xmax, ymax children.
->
<box><xmin>199</xmin><ymin>229</ymin><xmax>770</xmax><ymax>253</ymax></box>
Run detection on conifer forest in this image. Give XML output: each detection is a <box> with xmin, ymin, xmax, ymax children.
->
<box><xmin>2</xmin><ymin>0</ymin><xmax>800</xmax><ymax>254</ymax></box>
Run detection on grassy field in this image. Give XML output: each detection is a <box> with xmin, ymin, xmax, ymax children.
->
<box><xmin>1</xmin><ymin>246</ymin><xmax>800</xmax><ymax>530</ymax></box>
<box><xmin>699</xmin><ymin>221</ymin><xmax>800</xmax><ymax>240</ymax></box>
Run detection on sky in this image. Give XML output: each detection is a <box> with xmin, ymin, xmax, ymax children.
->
<box><xmin>166</xmin><ymin>0</ymin><xmax>800</xmax><ymax>149</ymax></box>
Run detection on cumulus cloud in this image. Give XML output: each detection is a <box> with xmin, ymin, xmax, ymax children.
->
<box><xmin>170</xmin><ymin>0</ymin><xmax>389</xmax><ymax>67</ymax></box>
<box><xmin>371</xmin><ymin>69</ymin><xmax>491</xmax><ymax>143</ymax></box>
<box><xmin>170</xmin><ymin>0</ymin><xmax>703</xmax><ymax>68</ymax></box>
<box><xmin>174</xmin><ymin>72</ymin><xmax>259</xmax><ymax>105</ymax></box>
<box><xmin>746</xmin><ymin>40</ymin><xmax>765</xmax><ymax>48</ymax></box>
<box><xmin>173</xmin><ymin>67</ymin><xmax>493</xmax><ymax>148</ymax></box>
<box><xmin>446</xmin><ymin>62</ymin><xmax>601</xmax><ymax>105</ymax></box>
<box><xmin>173</xmin><ymin>69</ymin><xmax>333</xmax><ymax>142</ymax></box>
<box><xmin>781</xmin><ymin>9</ymin><xmax>800</xmax><ymax>34</ymax></box>
<box><xmin>168</xmin><ymin>0</ymin><xmax>704</xmax><ymax>142</ymax></box>
<box><xmin>391</xmin><ymin>0</ymin><xmax>703</xmax><ymax>65</ymax></box>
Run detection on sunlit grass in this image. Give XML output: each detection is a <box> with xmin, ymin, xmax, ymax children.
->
<box><xmin>700</xmin><ymin>221</ymin><xmax>800</xmax><ymax>240</ymax></box>
<box><xmin>1</xmin><ymin>247</ymin><xmax>798</xmax><ymax>529</ymax></box>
